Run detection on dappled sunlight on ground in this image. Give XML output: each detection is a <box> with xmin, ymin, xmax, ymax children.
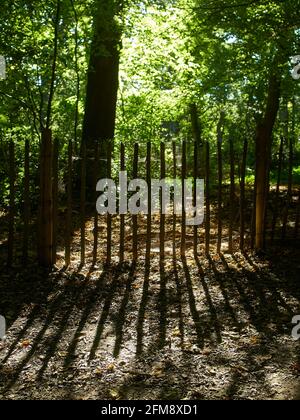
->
<box><xmin>0</xmin><ymin>244</ymin><xmax>299</xmax><ymax>400</ymax></box>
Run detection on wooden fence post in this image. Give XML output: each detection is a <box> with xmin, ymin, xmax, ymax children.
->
<box><xmin>65</xmin><ymin>140</ymin><xmax>72</xmax><ymax>267</ymax></box>
<box><xmin>132</xmin><ymin>143</ymin><xmax>139</xmax><ymax>262</ymax></box>
<box><xmin>282</xmin><ymin>135</ymin><xmax>293</xmax><ymax>240</ymax></box>
<box><xmin>160</xmin><ymin>142</ymin><xmax>166</xmax><ymax>261</ymax></box>
<box><xmin>8</xmin><ymin>141</ymin><xmax>15</xmax><ymax>267</ymax></box>
<box><xmin>23</xmin><ymin>139</ymin><xmax>30</xmax><ymax>264</ymax></box>
<box><xmin>120</xmin><ymin>143</ymin><xmax>126</xmax><ymax>263</ymax></box>
<box><xmin>181</xmin><ymin>140</ymin><xmax>186</xmax><ymax>258</ymax></box>
<box><xmin>229</xmin><ymin>136</ymin><xmax>235</xmax><ymax>254</ymax></box>
<box><xmin>271</xmin><ymin>136</ymin><xmax>284</xmax><ymax>243</ymax></box>
<box><xmin>80</xmin><ymin>141</ymin><xmax>86</xmax><ymax>266</ymax></box>
<box><xmin>240</xmin><ymin>138</ymin><xmax>248</xmax><ymax>251</ymax></box>
<box><xmin>39</xmin><ymin>128</ymin><xmax>53</xmax><ymax>267</ymax></box>
<box><xmin>295</xmin><ymin>192</ymin><xmax>299</xmax><ymax>239</ymax></box>
<box><xmin>107</xmin><ymin>142</ymin><xmax>112</xmax><ymax>265</ymax></box>
<box><xmin>172</xmin><ymin>142</ymin><xmax>177</xmax><ymax>257</ymax></box>
<box><xmin>217</xmin><ymin>117</ymin><xmax>224</xmax><ymax>255</ymax></box>
<box><xmin>93</xmin><ymin>142</ymin><xmax>99</xmax><ymax>265</ymax></box>
<box><xmin>52</xmin><ymin>138</ymin><xmax>59</xmax><ymax>265</ymax></box>
<box><xmin>146</xmin><ymin>142</ymin><xmax>152</xmax><ymax>263</ymax></box>
<box><xmin>205</xmin><ymin>142</ymin><xmax>211</xmax><ymax>256</ymax></box>
<box><xmin>193</xmin><ymin>141</ymin><xmax>198</xmax><ymax>256</ymax></box>
<box><xmin>250</xmin><ymin>177</ymin><xmax>257</xmax><ymax>250</ymax></box>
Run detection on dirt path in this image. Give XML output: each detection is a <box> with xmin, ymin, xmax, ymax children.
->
<box><xmin>0</xmin><ymin>244</ymin><xmax>300</xmax><ymax>400</ymax></box>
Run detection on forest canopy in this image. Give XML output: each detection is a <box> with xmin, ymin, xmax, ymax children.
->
<box><xmin>0</xmin><ymin>0</ymin><xmax>300</xmax><ymax>205</ymax></box>
<box><xmin>0</xmin><ymin>0</ymin><xmax>299</xmax><ymax>142</ymax></box>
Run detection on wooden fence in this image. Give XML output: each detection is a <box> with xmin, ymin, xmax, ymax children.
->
<box><xmin>3</xmin><ymin>133</ymin><xmax>299</xmax><ymax>268</ymax></box>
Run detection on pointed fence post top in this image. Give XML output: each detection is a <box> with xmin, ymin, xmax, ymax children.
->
<box><xmin>0</xmin><ymin>56</ymin><xmax>6</xmax><ymax>79</ymax></box>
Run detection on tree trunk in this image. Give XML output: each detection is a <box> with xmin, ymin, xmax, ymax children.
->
<box><xmin>255</xmin><ymin>68</ymin><xmax>281</xmax><ymax>251</ymax></box>
<box><xmin>82</xmin><ymin>0</ymin><xmax>122</xmax><ymax>185</ymax></box>
<box><xmin>38</xmin><ymin>0</ymin><xmax>60</xmax><ymax>267</ymax></box>
<box><xmin>46</xmin><ymin>0</ymin><xmax>61</xmax><ymax>130</ymax></box>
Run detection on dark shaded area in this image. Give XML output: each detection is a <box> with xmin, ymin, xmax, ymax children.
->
<box><xmin>0</xmin><ymin>244</ymin><xmax>299</xmax><ymax>400</ymax></box>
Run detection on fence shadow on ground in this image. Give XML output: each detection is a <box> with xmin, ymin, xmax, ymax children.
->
<box><xmin>0</xmin><ymin>245</ymin><xmax>299</xmax><ymax>399</ymax></box>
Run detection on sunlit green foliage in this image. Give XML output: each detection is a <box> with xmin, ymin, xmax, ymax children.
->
<box><xmin>0</xmin><ymin>0</ymin><xmax>299</xmax><ymax>196</ymax></box>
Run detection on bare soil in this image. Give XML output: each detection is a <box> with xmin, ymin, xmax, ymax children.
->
<box><xmin>0</xmin><ymin>216</ymin><xmax>300</xmax><ymax>400</ymax></box>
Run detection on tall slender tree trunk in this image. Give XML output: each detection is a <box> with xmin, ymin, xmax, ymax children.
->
<box><xmin>255</xmin><ymin>67</ymin><xmax>281</xmax><ymax>251</ymax></box>
<box><xmin>38</xmin><ymin>0</ymin><xmax>60</xmax><ymax>267</ymax></box>
<box><xmin>82</xmin><ymin>0</ymin><xmax>123</xmax><ymax>186</ymax></box>
<box><xmin>70</xmin><ymin>0</ymin><xmax>80</xmax><ymax>155</ymax></box>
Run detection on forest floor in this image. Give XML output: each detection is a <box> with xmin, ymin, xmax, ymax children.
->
<box><xmin>0</xmin><ymin>213</ymin><xmax>300</xmax><ymax>400</ymax></box>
